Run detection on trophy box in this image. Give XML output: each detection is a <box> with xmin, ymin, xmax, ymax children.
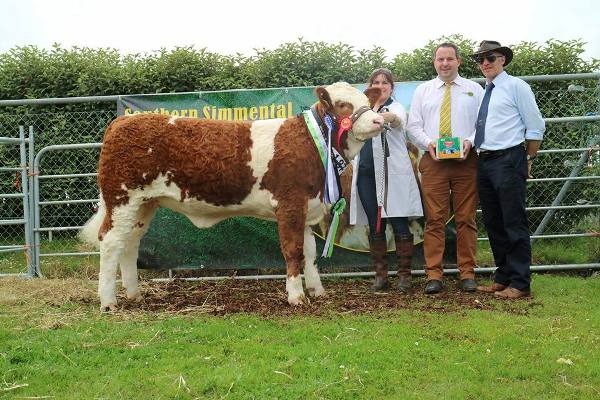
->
<box><xmin>436</xmin><ymin>136</ymin><xmax>463</xmax><ymax>159</ymax></box>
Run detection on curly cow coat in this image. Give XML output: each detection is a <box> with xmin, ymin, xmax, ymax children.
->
<box><xmin>80</xmin><ymin>82</ymin><xmax>384</xmax><ymax>311</ymax></box>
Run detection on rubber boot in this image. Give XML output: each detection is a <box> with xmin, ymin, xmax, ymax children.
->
<box><xmin>369</xmin><ymin>233</ymin><xmax>390</xmax><ymax>292</ymax></box>
<box><xmin>395</xmin><ymin>233</ymin><xmax>414</xmax><ymax>293</ymax></box>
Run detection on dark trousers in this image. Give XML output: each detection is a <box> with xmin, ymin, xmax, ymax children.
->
<box><xmin>477</xmin><ymin>145</ymin><xmax>531</xmax><ymax>291</ymax></box>
<box><xmin>356</xmin><ymin>167</ymin><xmax>410</xmax><ymax>239</ymax></box>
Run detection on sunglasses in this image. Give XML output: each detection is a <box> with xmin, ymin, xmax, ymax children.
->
<box><xmin>473</xmin><ymin>53</ymin><xmax>504</xmax><ymax>64</ymax></box>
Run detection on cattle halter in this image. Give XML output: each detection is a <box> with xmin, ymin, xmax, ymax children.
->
<box><xmin>309</xmin><ymin>104</ymin><xmax>374</xmax><ymax>151</ymax></box>
<box><xmin>345</xmin><ymin>105</ymin><xmax>388</xmax><ymax>145</ymax></box>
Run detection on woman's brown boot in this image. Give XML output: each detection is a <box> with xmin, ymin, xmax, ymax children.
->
<box><xmin>369</xmin><ymin>233</ymin><xmax>390</xmax><ymax>292</ymax></box>
<box><xmin>395</xmin><ymin>233</ymin><xmax>414</xmax><ymax>293</ymax></box>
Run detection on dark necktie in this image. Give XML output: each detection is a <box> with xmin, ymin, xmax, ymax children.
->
<box><xmin>474</xmin><ymin>82</ymin><xmax>495</xmax><ymax>148</ymax></box>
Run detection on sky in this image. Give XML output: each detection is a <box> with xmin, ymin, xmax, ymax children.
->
<box><xmin>1</xmin><ymin>0</ymin><xmax>599</xmax><ymax>61</ymax></box>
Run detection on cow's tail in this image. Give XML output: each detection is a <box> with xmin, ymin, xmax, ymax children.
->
<box><xmin>79</xmin><ymin>197</ymin><xmax>106</xmax><ymax>249</ymax></box>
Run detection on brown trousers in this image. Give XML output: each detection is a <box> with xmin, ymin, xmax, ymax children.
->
<box><xmin>419</xmin><ymin>151</ymin><xmax>478</xmax><ymax>280</ymax></box>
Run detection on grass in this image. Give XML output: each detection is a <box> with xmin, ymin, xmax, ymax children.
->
<box><xmin>1</xmin><ymin>275</ymin><xmax>600</xmax><ymax>399</ymax></box>
<box><xmin>476</xmin><ymin>236</ymin><xmax>599</xmax><ymax>266</ymax></box>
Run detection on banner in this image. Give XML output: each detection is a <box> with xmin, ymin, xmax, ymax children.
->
<box><xmin>117</xmin><ymin>83</ymin><xmax>422</xmax><ymax>119</ymax></box>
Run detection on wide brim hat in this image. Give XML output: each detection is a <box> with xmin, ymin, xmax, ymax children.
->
<box><xmin>471</xmin><ymin>40</ymin><xmax>513</xmax><ymax>66</ymax></box>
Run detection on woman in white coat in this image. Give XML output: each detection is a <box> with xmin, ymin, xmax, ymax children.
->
<box><xmin>350</xmin><ymin>68</ymin><xmax>430</xmax><ymax>292</ymax></box>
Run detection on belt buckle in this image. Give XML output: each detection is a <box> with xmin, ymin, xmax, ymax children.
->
<box><xmin>477</xmin><ymin>149</ymin><xmax>496</xmax><ymax>159</ymax></box>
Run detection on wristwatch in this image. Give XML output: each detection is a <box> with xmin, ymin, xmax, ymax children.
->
<box><xmin>526</xmin><ymin>154</ymin><xmax>537</xmax><ymax>161</ymax></box>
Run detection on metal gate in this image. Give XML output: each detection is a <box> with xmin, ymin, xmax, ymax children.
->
<box><xmin>0</xmin><ymin>127</ymin><xmax>35</xmax><ymax>277</ymax></box>
<box><xmin>31</xmin><ymin>142</ymin><xmax>102</xmax><ymax>271</ymax></box>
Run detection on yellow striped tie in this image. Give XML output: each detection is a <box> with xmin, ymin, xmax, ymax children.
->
<box><xmin>439</xmin><ymin>82</ymin><xmax>453</xmax><ymax>137</ymax></box>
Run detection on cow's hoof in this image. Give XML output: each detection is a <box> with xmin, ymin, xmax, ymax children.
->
<box><xmin>100</xmin><ymin>303</ymin><xmax>118</xmax><ymax>313</ymax></box>
<box><xmin>126</xmin><ymin>290</ymin><xmax>142</xmax><ymax>302</ymax></box>
<box><xmin>308</xmin><ymin>286</ymin><xmax>326</xmax><ymax>298</ymax></box>
<box><xmin>288</xmin><ymin>294</ymin><xmax>307</xmax><ymax>306</ymax></box>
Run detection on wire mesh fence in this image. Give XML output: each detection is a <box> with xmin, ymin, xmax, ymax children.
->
<box><xmin>0</xmin><ymin>73</ymin><xmax>598</xmax><ymax>276</ymax></box>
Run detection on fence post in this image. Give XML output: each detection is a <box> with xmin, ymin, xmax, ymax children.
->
<box><xmin>27</xmin><ymin>126</ymin><xmax>40</xmax><ymax>276</ymax></box>
<box><xmin>16</xmin><ymin>126</ymin><xmax>35</xmax><ymax>277</ymax></box>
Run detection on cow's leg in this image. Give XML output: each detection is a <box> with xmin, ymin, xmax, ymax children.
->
<box><xmin>303</xmin><ymin>226</ymin><xmax>325</xmax><ymax>298</ymax></box>
<box><xmin>119</xmin><ymin>202</ymin><xmax>158</xmax><ymax>301</ymax></box>
<box><xmin>98</xmin><ymin>203</ymin><xmax>140</xmax><ymax>312</ymax></box>
<box><xmin>276</xmin><ymin>201</ymin><xmax>307</xmax><ymax>305</ymax></box>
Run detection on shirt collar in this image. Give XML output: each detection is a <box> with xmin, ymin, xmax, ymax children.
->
<box><xmin>435</xmin><ymin>74</ymin><xmax>464</xmax><ymax>89</ymax></box>
<box><xmin>376</xmin><ymin>96</ymin><xmax>394</xmax><ymax>112</ymax></box>
<box><xmin>489</xmin><ymin>70</ymin><xmax>508</xmax><ymax>87</ymax></box>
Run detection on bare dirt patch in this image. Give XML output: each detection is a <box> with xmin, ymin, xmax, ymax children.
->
<box><xmin>119</xmin><ymin>278</ymin><xmax>539</xmax><ymax>317</ymax></box>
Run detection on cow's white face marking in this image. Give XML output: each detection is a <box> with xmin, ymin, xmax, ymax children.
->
<box><xmin>324</xmin><ymin>82</ymin><xmax>383</xmax><ymax>150</ymax></box>
<box><xmin>326</xmin><ymin>82</ymin><xmax>370</xmax><ymax>110</ymax></box>
<box><xmin>147</xmin><ymin>148</ymin><xmax>153</xmax><ymax>154</ymax></box>
<box><xmin>168</xmin><ymin>116</ymin><xmax>178</xmax><ymax>125</ymax></box>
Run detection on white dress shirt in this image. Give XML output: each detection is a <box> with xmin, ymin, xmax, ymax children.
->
<box><xmin>407</xmin><ymin>75</ymin><xmax>484</xmax><ymax>149</ymax></box>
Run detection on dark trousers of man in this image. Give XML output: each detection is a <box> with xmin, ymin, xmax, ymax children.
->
<box><xmin>477</xmin><ymin>145</ymin><xmax>531</xmax><ymax>291</ymax></box>
<box><xmin>419</xmin><ymin>151</ymin><xmax>478</xmax><ymax>281</ymax></box>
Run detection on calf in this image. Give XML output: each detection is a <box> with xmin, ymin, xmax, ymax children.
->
<box><xmin>80</xmin><ymin>82</ymin><xmax>384</xmax><ymax>311</ymax></box>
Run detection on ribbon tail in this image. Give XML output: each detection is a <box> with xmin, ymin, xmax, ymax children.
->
<box><xmin>321</xmin><ymin>198</ymin><xmax>346</xmax><ymax>258</ymax></box>
<box><xmin>322</xmin><ymin>214</ymin><xmax>338</xmax><ymax>258</ymax></box>
<box><xmin>326</xmin><ymin>155</ymin><xmax>337</xmax><ymax>204</ymax></box>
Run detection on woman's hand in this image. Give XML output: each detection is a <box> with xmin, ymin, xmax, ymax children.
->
<box><xmin>380</xmin><ymin>111</ymin><xmax>401</xmax><ymax>128</ymax></box>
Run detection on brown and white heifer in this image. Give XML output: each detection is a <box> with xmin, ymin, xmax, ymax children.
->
<box><xmin>80</xmin><ymin>82</ymin><xmax>384</xmax><ymax>311</ymax></box>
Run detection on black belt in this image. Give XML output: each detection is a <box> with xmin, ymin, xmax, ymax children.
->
<box><xmin>477</xmin><ymin>144</ymin><xmax>523</xmax><ymax>159</ymax></box>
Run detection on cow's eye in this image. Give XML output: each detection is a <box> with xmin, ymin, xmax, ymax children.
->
<box><xmin>335</xmin><ymin>102</ymin><xmax>354</xmax><ymax>116</ymax></box>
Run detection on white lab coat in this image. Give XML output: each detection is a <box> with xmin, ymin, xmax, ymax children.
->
<box><xmin>349</xmin><ymin>100</ymin><xmax>427</xmax><ymax>225</ymax></box>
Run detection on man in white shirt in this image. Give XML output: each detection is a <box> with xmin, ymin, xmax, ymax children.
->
<box><xmin>407</xmin><ymin>42</ymin><xmax>484</xmax><ymax>294</ymax></box>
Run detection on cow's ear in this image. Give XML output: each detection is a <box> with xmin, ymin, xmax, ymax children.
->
<box><xmin>315</xmin><ymin>87</ymin><xmax>333</xmax><ymax>111</ymax></box>
<box><xmin>364</xmin><ymin>87</ymin><xmax>381</xmax><ymax>107</ymax></box>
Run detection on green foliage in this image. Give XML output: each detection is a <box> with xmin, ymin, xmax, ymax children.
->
<box><xmin>509</xmin><ymin>39</ymin><xmax>600</xmax><ymax>76</ymax></box>
<box><xmin>0</xmin><ymin>36</ymin><xmax>598</xmax><ymax>104</ymax></box>
<box><xmin>247</xmin><ymin>38</ymin><xmax>388</xmax><ymax>88</ymax></box>
<box><xmin>0</xmin><ymin>44</ymin><xmax>123</xmax><ymax>100</ymax></box>
<box><xmin>391</xmin><ymin>36</ymin><xmax>600</xmax><ymax>82</ymax></box>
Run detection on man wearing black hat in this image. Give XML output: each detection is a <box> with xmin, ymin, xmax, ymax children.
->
<box><xmin>470</xmin><ymin>40</ymin><xmax>545</xmax><ymax>299</ymax></box>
